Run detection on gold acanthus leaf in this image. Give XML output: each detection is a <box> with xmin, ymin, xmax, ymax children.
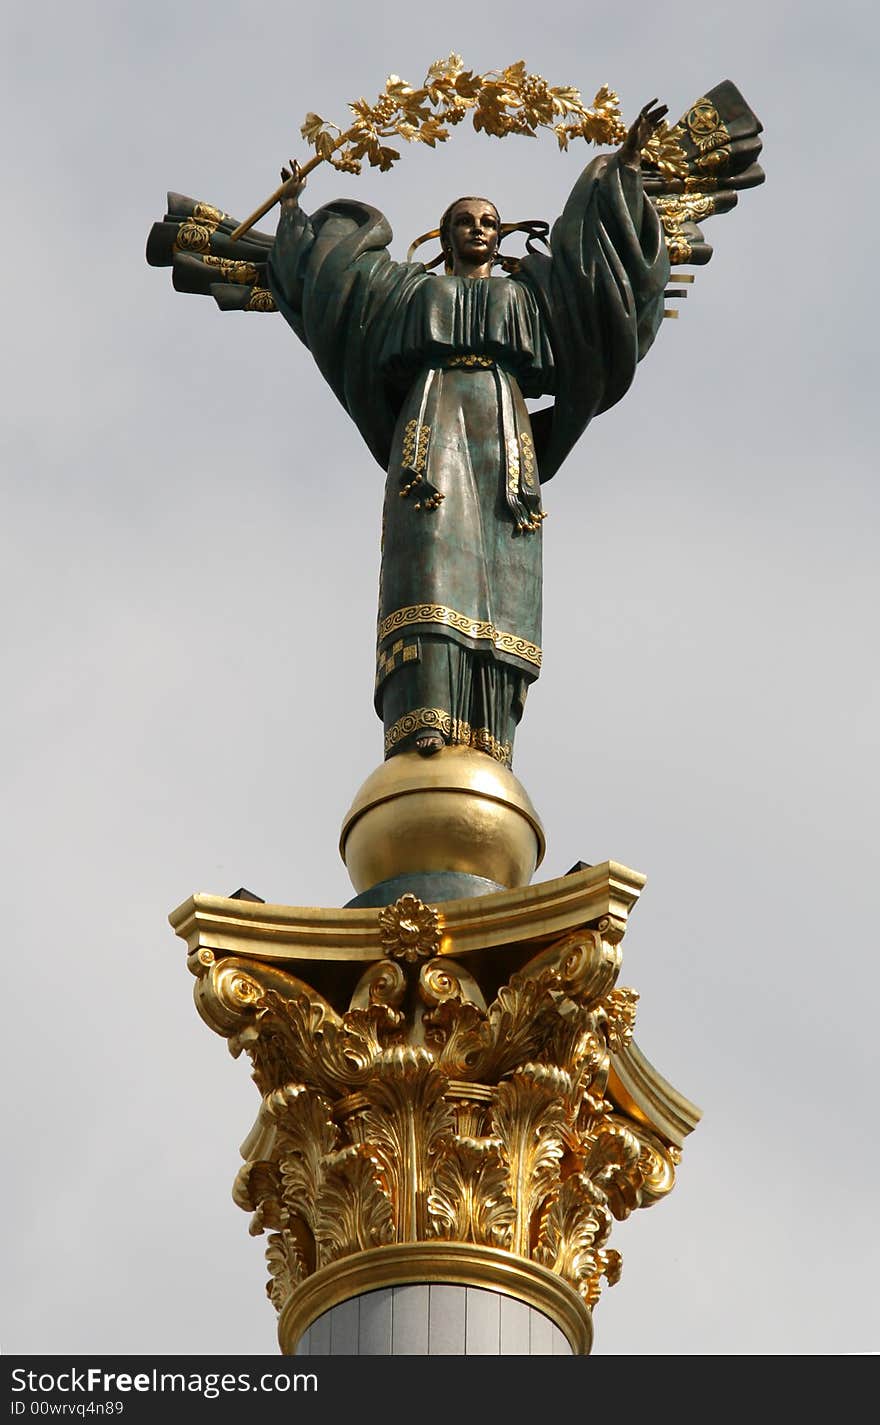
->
<box><xmin>246</xmin><ymin>991</ymin><xmax>400</xmax><ymax>1097</ymax></box>
<box><xmin>427</xmin><ymin>1136</ymin><xmax>515</xmax><ymax>1248</ymax></box>
<box><xmin>233</xmin><ymin>1160</ymin><xmax>284</xmax><ymax>1236</ymax></box>
<box><xmin>265</xmin><ymin>1231</ymin><xmax>308</xmax><ymax>1311</ymax></box>
<box><xmin>314</xmin><ymin>1144</ymin><xmax>396</xmax><ymax>1265</ymax></box>
<box><xmin>604</xmin><ymin>1116</ymin><xmax>678</xmax><ymax>1205</ymax></box>
<box><xmin>492</xmin><ymin>1065</ymin><xmax>570</xmax><ymax>1255</ymax></box>
<box><xmin>582</xmin><ymin>1123</ymin><xmax>645</xmax><ymax>1220</ymax></box>
<box><xmin>543</xmin><ymin>1003</ymin><xmax>608</xmax><ymax>1084</ymax></box>
<box><xmin>421</xmin><ymin>998</ymin><xmax>492</xmax><ymax>1073</ymax></box>
<box><xmin>534</xmin><ymin>1172</ymin><xmax>613</xmax><ymax>1300</ymax></box>
<box><xmin>478</xmin><ymin>971</ymin><xmax>557</xmax><ymax>1081</ymax></box>
<box><xmin>600</xmin><ymin>986</ymin><xmax>640</xmax><ymax>1057</ymax></box>
<box><xmin>274</xmin><ymin>1086</ymin><xmax>339</xmax><ymax>1229</ymax></box>
<box><xmin>578</xmin><ymin>1248</ymin><xmax>622</xmax><ymax>1307</ymax></box>
<box><xmin>359</xmin><ymin>1048</ymin><xmax>455</xmax><ymax>1240</ymax></box>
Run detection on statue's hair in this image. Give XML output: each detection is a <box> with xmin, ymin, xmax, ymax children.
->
<box><xmin>439</xmin><ymin>196</ymin><xmax>501</xmax><ymax>260</ymax></box>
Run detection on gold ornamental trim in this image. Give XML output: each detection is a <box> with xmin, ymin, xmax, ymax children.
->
<box><xmin>384</xmin><ymin>707</ymin><xmax>512</xmax><ymax>764</ymax></box>
<box><xmin>174</xmin><ymin>204</ymin><xmax>223</xmax><ymax>254</ymax></box>
<box><xmin>201</xmin><ymin>254</ymin><xmax>260</xmax><ymax>284</ymax></box>
<box><xmin>445</xmin><ymin>354</ymin><xmax>496</xmax><ymax>369</ymax></box>
<box><xmin>378</xmin><ymin>604</ymin><xmax>542</xmax><ymax>669</ymax></box>
<box><xmin>654</xmin><ymin>192</ymin><xmax>717</xmax><ymax>267</ymax></box>
<box><xmin>244</xmin><ymin>287</ymin><xmax>278</xmax><ymax>312</ymax></box>
<box><xmin>469</xmin><ymin>726</ymin><xmax>512</xmax><ymax>764</ymax></box>
<box><xmin>673</xmin><ymin>96</ymin><xmax>732</xmax><ymax>171</ymax></box>
<box><xmin>401</xmin><ymin>419</ymin><xmax>430</xmax><ymax>473</ymax></box>
<box><xmin>277</xmin><ymin>1241</ymin><xmax>593</xmax><ymax>1355</ymax></box>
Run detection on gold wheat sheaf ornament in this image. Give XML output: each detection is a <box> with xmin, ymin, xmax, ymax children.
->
<box><xmin>229</xmin><ymin>55</ymin><xmax>688</xmax><ymax>241</ymax></box>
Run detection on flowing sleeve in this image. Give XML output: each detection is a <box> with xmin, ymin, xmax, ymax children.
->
<box><xmin>268</xmin><ymin>199</ymin><xmax>425</xmax><ymax>472</ymax></box>
<box><xmin>517</xmin><ymin>152</ymin><xmax>670</xmax><ymax>483</ymax></box>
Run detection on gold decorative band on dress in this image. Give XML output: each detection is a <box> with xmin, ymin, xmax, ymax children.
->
<box><xmin>400</xmin><ymin>420</ymin><xmax>437</xmax><ymax>502</ymax></box>
<box><xmin>689</xmin><ymin>102</ymin><xmax>732</xmax><ymax>171</ymax></box>
<box><xmin>173</xmin><ymin>201</ymin><xmax>226</xmax><ymax>255</ymax></box>
<box><xmin>378</xmin><ymin>604</ymin><xmax>542</xmax><ymax>669</ymax></box>
<box><xmin>444</xmin><ymin>354</ymin><xmax>495</xmax><ymax>369</ymax></box>
<box><xmin>191</xmin><ymin>201</ymin><xmax>225</xmax><ymax>226</ymax></box>
<box><xmin>665</xmin><ymin>235</ymin><xmax>693</xmax><ymax>264</ymax></box>
<box><xmin>244</xmin><ymin>287</ymin><xmax>277</xmax><ymax>312</ymax></box>
<box><xmin>375</xmin><ymin>637</ymin><xmax>420</xmax><ymax>689</ymax></box>
<box><xmin>384</xmin><ymin>707</ymin><xmax>454</xmax><ymax>749</ymax></box>
<box><xmin>654</xmin><ymin>194</ymin><xmax>717</xmax><ymax>269</ymax></box>
<box><xmin>506</xmin><ymin>436</ymin><xmax>521</xmax><ymax>492</ymax></box>
<box><xmin>384</xmin><ymin>708</ymin><xmax>512</xmax><ymax>765</ymax></box>
<box><xmin>654</xmin><ymin>194</ymin><xmax>718</xmax><ymax>226</ymax></box>
<box><xmin>401</xmin><ymin>419</ymin><xmax>431</xmax><ymax>474</ymax></box>
<box><xmin>201</xmin><ymin>255</ymin><xmax>260</xmax><ymax>284</ymax></box>
<box><xmin>519</xmin><ymin>430</ymin><xmax>537</xmax><ymax>490</ymax></box>
<box><xmin>469</xmin><ymin>726</ymin><xmax>513</xmax><ymax>764</ymax></box>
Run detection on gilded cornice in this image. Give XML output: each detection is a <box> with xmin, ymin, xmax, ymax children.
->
<box><xmin>169</xmin><ymin>860</ymin><xmax>646</xmax><ymax>966</ymax></box>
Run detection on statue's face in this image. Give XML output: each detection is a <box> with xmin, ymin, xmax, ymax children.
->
<box><xmin>446</xmin><ymin>199</ymin><xmax>500</xmax><ymax>269</ymax></box>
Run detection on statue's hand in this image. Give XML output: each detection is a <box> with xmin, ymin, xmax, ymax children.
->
<box><xmin>618</xmin><ymin>99</ymin><xmax>669</xmax><ymax>170</ymax></box>
<box><xmin>279</xmin><ymin>159</ymin><xmax>306</xmax><ymax>208</ymax></box>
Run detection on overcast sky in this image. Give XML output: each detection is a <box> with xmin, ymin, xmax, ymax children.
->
<box><xmin>4</xmin><ymin>0</ymin><xmax>877</xmax><ymax>1358</ymax></box>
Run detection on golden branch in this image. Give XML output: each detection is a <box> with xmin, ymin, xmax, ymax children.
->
<box><xmin>229</xmin><ymin>55</ymin><xmax>687</xmax><ymax>242</ymax></box>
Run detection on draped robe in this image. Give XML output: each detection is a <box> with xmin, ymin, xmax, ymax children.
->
<box><xmin>268</xmin><ymin>153</ymin><xmax>670</xmax><ymax>765</ymax></box>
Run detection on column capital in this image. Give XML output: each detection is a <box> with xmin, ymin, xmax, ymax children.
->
<box><xmin>170</xmin><ymin>866</ymin><xmax>699</xmax><ymax>1354</ymax></box>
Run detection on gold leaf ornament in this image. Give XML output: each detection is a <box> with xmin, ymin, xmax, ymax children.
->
<box><xmin>300</xmin><ymin>112</ymin><xmax>330</xmax><ymax>143</ymax></box>
<box><xmin>642</xmin><ymin>122</ymin><xmax>689</xmax><ymax>177</ymax></box>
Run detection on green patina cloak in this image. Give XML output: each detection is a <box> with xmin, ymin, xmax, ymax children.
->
<box><xmin>267</xmin><ymin>153</ymin><xmax>669</xmax><ymax>761</ymax></box>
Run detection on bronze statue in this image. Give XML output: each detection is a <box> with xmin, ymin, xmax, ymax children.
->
<box><xmin>147</xmin><ymin>75</ymin><xmax>763</xmax><ymax>770</ymax></box>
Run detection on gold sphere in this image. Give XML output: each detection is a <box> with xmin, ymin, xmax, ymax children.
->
<box><xmin>340</xmin><ymin>747</ymin><xmax>545</xmax><ymax>894</ymax></box>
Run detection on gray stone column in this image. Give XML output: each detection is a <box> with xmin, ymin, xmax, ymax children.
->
<box><xmin>295</xmin><ymin>1285</ymin><xmax>572</xmax><ymax>1355</ymax></box>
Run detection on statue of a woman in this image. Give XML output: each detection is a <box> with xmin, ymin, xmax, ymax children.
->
<box><xmin>268</xmin><ymin>102</ymin><xmax>671</xmax><ymax>766</ymax></box>
<box><xmin>148</xmin><ymin>81</ymin><xmax>763</xmax><ymax>772</ymax></box>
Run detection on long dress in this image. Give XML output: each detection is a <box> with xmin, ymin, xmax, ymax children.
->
<box><xmin>267</xmin><ymin>153</ymin><xmax>670</xmax><ymax>765</ymax></box>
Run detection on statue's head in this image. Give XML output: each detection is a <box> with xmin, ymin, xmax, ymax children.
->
<box><xmin>439</xmin><ymin>196</ymin><xmax>501</xmax><ymax>275</ymax></box>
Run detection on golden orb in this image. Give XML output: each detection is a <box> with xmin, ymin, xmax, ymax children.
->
<box><xmin>339</xmin><ymin>747</ymin><xmax>545</xmax><ymax>894</ymax></box>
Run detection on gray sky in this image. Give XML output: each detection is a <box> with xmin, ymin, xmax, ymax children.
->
<box><xmin>4</xmin><ymin>0</ymin><xmax>877</xmax><ymax>1357</ymax></box>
